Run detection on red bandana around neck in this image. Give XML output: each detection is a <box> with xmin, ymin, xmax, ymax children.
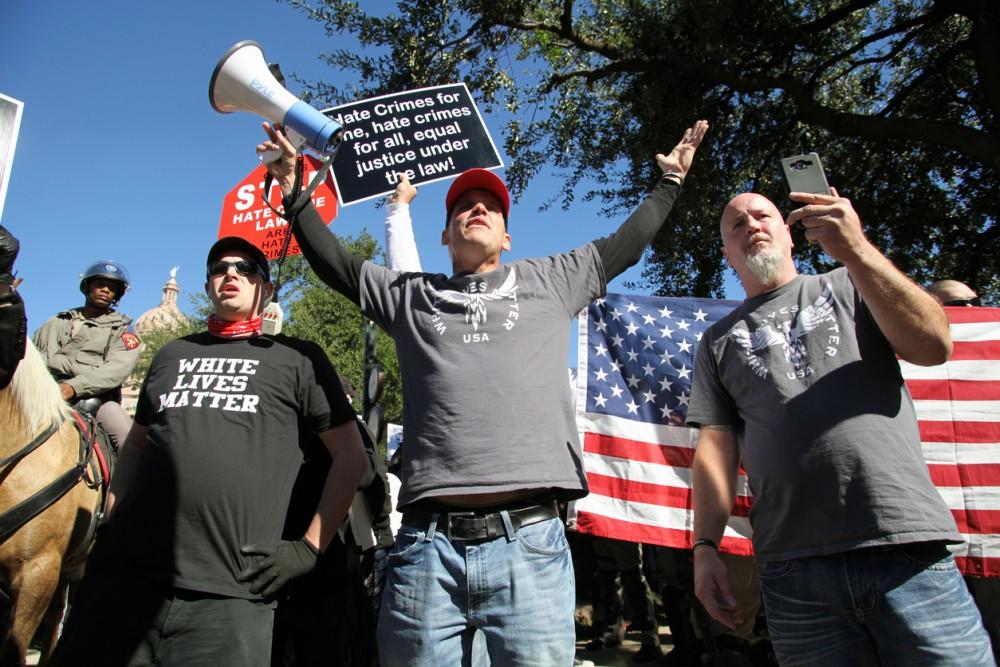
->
<box><xmin>207</xmin><ymin>314</ymin><xmax>262</xmax><ymax>338</ymax></box>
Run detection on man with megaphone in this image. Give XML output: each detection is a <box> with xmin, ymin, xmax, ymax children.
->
<box><xmin>260</xmin><ymin>118</ymin><xmax>708</xmax><ymax>665</ymax></box>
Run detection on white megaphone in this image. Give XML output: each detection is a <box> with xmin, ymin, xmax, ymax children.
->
<box><xmin>210</xmin><ymin>40</ymin><xmax>342</xmax><ymax>163</ymax></box>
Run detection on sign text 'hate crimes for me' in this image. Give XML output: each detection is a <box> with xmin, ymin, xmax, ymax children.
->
<box><xmin>339</xmin><ymin>90</ymin><xmax>472</xmax><ymax>180</ymax></box>
<box><xmin>325</xmin><ymin>83</ymin><xmax>503</xmax><ymax>206</ymax></box>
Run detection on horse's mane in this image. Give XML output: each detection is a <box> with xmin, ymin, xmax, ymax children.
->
<box><xmin>1</xmin><ymin>338</ymin><xmax>72</xmax><ymax>432</ymax></box>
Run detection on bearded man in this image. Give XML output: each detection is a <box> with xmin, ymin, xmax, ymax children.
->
<box><xmin>687</xmin><ymin>190</ymin><xmax>992</xmax><ymax>665</ymax></box>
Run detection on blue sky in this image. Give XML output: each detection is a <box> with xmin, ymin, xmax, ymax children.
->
<box><xmin>1</xmin><ymin>0</ymin><xmax>737</xmax><ymax>334</ymax></box>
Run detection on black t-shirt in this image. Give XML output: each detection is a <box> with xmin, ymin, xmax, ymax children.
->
<box><xmin>92</xmin><ymin>333</ymin><xmax>356</xmax><ymax>599</ymax></box>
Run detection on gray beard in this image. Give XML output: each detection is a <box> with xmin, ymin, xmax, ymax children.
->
<box><xmin>745</xmin><ymin>248</ymin><xmax>787</xmax><ymax>285</ymax></box>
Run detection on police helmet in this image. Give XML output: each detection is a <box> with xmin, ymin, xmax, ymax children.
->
<box><xmin>79</xmin><ymin>260</ymin><xmax>130</xmax><ymax>300</ymax></box>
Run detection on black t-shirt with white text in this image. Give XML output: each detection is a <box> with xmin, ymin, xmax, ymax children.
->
<box><xmin>92</xmin><ymin>333</ymin><xmax>355</xmax><ymax>599</ymax></box>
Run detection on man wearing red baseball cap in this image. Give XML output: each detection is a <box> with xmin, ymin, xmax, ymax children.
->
<box><xmin>261</xmin><ymin>118</ymin><xmax>708</xmax><ymax>665</ymax></box>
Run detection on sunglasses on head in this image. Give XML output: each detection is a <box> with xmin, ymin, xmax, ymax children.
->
<box><xmin>942</xmin><ymin>298</ymin><xmax>979</xmax><ymax>307</ymax></box>
<box><xmin>207</xmin><ymin>260</ymin><xmax>262</xmax><ymax>278</ymax></box>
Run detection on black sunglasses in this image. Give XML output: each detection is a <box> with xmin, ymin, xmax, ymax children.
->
<box><xmin>942</xmin><ymin>298</ymin><xmax>979</xmax><ymax>307</ymax></box>
<box><xmin>207</xmin><ymin>260</ymin><xmax>262</xmax><ymax>278</ymax></box>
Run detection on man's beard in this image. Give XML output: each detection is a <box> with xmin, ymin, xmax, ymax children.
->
<box><xmin>745</xmin><ymin>245</ymin><xmax>788</xmax><ymax>285</ymax></box>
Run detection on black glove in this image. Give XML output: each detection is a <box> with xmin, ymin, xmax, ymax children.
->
<box><xmin>367</xmin><ymin>546</ymin><xmax>390</xmax><ymax>614</ymax></box>
<box><xmin>0</xmin><ymin>224</ymin><xmax>19</xmax><ymax>284</ymax></box>
<box><xmin>237</xmin><ymin>538</ymin><xmax>319</xmax><ymax>597</ymax></box>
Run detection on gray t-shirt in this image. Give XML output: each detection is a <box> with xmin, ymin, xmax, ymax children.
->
<box><xmin>687</xmin><ymin>268</ymin><xmax>959</xmax><ymax>560</ymax></box>
<box><xmin>360</xmin><ymin>245</ymin><xmax>606</xmax><ymax>507</ymax></box>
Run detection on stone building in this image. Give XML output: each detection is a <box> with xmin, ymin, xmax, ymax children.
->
<box><xmin>122</xmin><ymin>267</ymin><xmax>188</xmax><ymax>413</ymax></box>
<box><xmin>134</xmin><ymin>266</ymin><xmax>187</xmax><ymax>334</ymax></box>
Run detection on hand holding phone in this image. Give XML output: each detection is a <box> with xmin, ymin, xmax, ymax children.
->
<box><xmin>781</xmin><ymin>153</ymin><xmax>831</xmax><ymax>196</ymax></box>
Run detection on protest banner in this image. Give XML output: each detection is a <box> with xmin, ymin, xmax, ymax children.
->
<box><xmin>0</xmin><ymin>93</ymin><xmax>25</xmax><ymax>222</ymax></box>
<box><xmin>322</xmin><ymin>83</ymin><xmax>503</xmax><ymax>206</ymax></box>
<box><xmin>217</xmin><ymin>154</ymin><xmax>337</xmax><ymax>259</ymax></box>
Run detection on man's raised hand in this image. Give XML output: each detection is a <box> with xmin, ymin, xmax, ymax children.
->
<box><xmin>257</xmin><ymin>122</ymin><xmax>299</xmax><ymax>195</ymax></box>
<box><xmin>656</xmin><ymin>119</ymin><xmax>710</xmax><ymax>182</ymax></box>
<box><xmin>786</xmin><ymin>188</ymin><xmax>872</xmax><ymax>266</ymax></box>
<box><xmin>388</xmin><ymin>172</ymin><xmax>417</xmax><ymax>205</ymax></box>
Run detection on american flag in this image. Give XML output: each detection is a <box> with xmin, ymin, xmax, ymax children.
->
<box><xmin>902</xmin><ymin>306</ymin><xmax>1000</xmax><ymax>576</ymax></box>
<box><xmin>574</xmin><ymin>293</ymin><xmax>1000</xmax><ymax>576</ymax></box>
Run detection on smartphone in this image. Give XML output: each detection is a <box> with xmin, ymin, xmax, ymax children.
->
<box><xmin>781</xmin><ymin>153</ymin><xmax>831</xmax><ymax>195</ymax></box>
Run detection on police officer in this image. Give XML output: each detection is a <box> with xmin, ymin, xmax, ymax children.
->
<box><xmin>32</xmin><ymin>260</ymin><xmax>141</xmax><ymax>448</ymax></box>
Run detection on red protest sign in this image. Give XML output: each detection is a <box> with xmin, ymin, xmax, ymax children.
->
<box><xmin>217</xmin><ymin>155</ymin><xmax>338</xmax><ymax>259</ymax></box>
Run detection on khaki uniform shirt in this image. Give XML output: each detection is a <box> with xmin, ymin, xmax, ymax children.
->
<box><xmin>32</xmin><ymin>308</ymin><xmax>141</xmax><ymax>400</ymax></box>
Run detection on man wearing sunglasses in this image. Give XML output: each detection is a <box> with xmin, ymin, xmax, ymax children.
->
<box><xmin>928</xmin><ymin>279</ymin><xmax>980</xmax><ymax>307</ymax></box>
<box><xmin>259</xmin><ymin>120</ymin><xmax>708</xmax><ymax>665</ymax></box>
<box><xmin>52</xmin><ymin>237</ymin><xmax>368</xmax><ymax>667</ymax></box>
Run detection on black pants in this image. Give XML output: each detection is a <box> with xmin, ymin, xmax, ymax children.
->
<box><xmin>591</xmin><ymin>536</ymin><xmax>660</xmax><ymax>646</ymax></box>
<box><xmin>966</xmin><ymin>575</ymin><xmax>1000</xmax><ymax>660</ymax></box>
<box><xmin>51</xmin><ymin>570</ymin><xmax>275</xmax><ymax>667</ymax></box>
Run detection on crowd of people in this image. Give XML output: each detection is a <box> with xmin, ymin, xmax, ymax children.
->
<box><xmin>0</xmin><ymin>113</ymin><xmax>995</xmax><ymax>666</ymax></box>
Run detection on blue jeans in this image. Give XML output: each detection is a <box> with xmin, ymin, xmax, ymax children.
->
<box><xmin>757</xmin><ymin>543</ymin><xmax>994</xmax><ymax>666</ymax></box>
<box><xmin>377</xmin><ymin>514</ymin><xmax>576</xmax><ymax>666</ymax></box>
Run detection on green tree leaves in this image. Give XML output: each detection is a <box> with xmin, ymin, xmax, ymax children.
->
<box><xmin>279</xmin><ymin>237</ymin><xmax>403</xmax><ymax>424</ymax></box>
<box><xmin>288</xmin><ymin>0</ymin><xmax>998</xmax><ymax>302</ymax></box>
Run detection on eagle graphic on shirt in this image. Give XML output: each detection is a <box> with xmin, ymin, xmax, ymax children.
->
<box><xmin>731</xmin><ymin>282</ymin><xmax>836</xmax><ymax>371</ymax></box>
<box><xmin>428</xmin><ymin>268</ymin><xmax>518</xmax><ymax>332</ymax></box>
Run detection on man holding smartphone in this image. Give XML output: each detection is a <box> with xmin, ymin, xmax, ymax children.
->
<box><xmin>688</xmin><ymin>188</ymin><xmax>992</xmax><ymax>665</ymax></box>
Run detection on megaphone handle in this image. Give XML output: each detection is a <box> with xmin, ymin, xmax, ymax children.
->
<box><xmin>259</xmin><ymin>147</ymin><xmax>283</xmax><ymax>164</ymax></box>
<box><xmin>259</xmin><ymin>127</ymin><xmax>308</xmax><ymax>164</ymax></box>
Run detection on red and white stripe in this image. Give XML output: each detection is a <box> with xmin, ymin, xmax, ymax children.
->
<box><xmin>903</xmin><ymin>307</ymin><xmax>1000</xmax><ymax>576</ymax></box>
<box><xmin>574</xmin><ymin>305</ymin><xmax>1000</xmax><ymax>576</ymax></box>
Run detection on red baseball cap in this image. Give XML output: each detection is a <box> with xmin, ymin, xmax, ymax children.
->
<box><xmin>445</xmin><ymin>168</ymin><xmax>510</xmax><ymax>224</ymax></box>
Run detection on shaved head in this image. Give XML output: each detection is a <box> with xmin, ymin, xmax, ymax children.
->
<box><xmin>928</xmin><ymin>279</ymin><xmax>977</xmax><ymax>305</ymax></box>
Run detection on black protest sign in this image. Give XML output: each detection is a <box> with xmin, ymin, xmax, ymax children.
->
<box><xmin>322</xmin><ymin>84</ymin><xmax>503</xmax><ymax>206</ymax></box>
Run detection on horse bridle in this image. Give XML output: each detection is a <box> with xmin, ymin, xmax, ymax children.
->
<box><xmin>0</xmin><ymin>414</ymin><xmax>101</xmax><ymax>545</ymax></box>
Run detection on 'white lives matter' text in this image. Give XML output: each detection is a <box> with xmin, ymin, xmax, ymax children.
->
<box><xmin>157</xmin><ymin>357</ymin><xmax>261</xmax><ymax>413</ymax></box>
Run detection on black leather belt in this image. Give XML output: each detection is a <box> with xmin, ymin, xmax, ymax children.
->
<box><xmin>402</xmin><ymin>502</ymin><xmax>559</xmax><ymax>541</ymax></box>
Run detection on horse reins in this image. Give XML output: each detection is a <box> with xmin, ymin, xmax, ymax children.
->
<box><xmin>0</xmin><ymin>420</ymin><xmax>59</xmax><ymax>467</ymax></box>
<box><xmin>0</xmin><ymin>412</ymin><xmax>107</xmax><ymax>546</ymax></box>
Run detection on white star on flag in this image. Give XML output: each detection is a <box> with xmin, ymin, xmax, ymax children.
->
<box><xmin>576</xmin><ymin>294</ymin><xmax>1000</xmax><ymax>577</ymax></box>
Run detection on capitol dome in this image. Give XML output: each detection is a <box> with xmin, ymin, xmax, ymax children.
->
<box><xmin>135</xmin><ymin>266</ymin><xmax>188</xmax><ymax>334</ymax></box>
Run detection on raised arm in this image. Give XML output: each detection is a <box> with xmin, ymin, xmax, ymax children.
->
<box><xmin>385</xmin><ymin>172</ymin><xmax>422</xmax><ymax>272</ymax></box>
<box><xmin>593</xmin><ymin>120</ymin><xmax>708</xmax><ymax>279</ymax></box>
<box><xmin>786</xmin><ymin>190</ymin><xmax>952</xmax><ymax>366</ymax></box>
<box><xmin>258</xmin><ymin>123</ymin><xmax>365</xmax><ymax>306</ymax></box>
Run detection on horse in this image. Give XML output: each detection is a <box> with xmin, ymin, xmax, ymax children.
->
<box><xmin>0</xmin><ymin>339</ymin><xmax>107</xmax><ymax>666</ymax></box>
